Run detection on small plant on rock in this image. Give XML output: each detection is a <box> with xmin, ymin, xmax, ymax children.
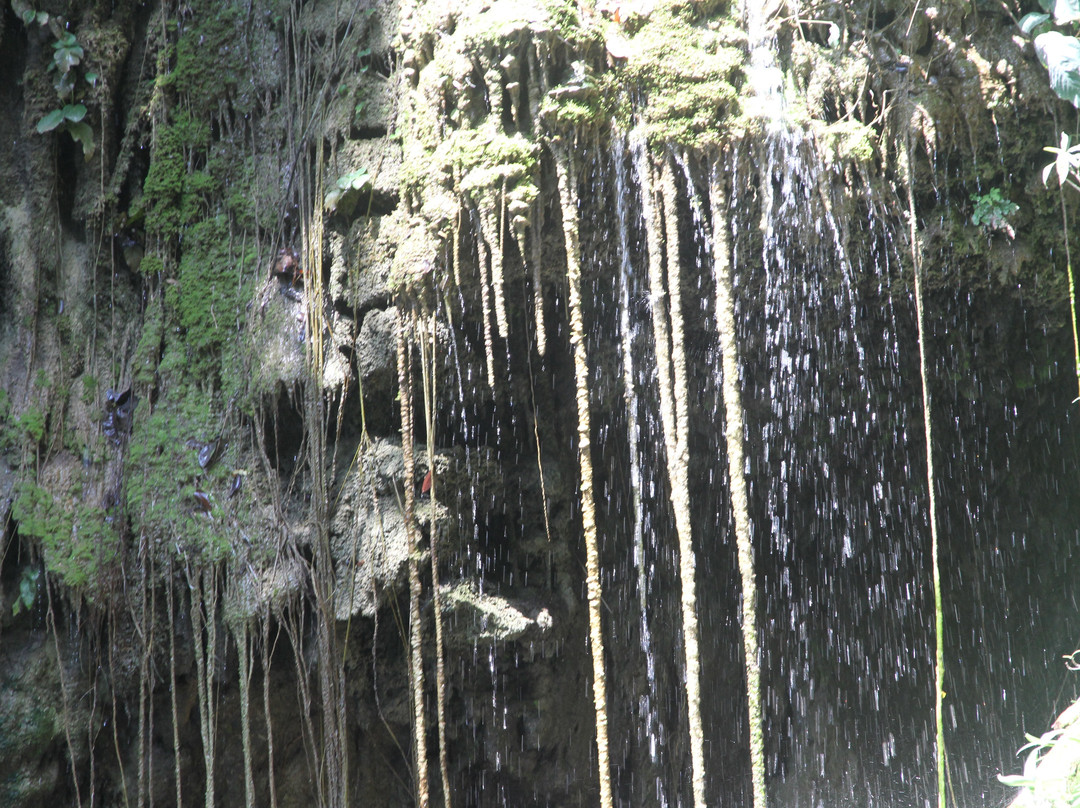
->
<box><xmin>13</xmin><ymin>3</ymin><xmax>98</xmax><ymax>159</ymax></box>
<box><xmin>11</xmin><ymin>566</ymin><xmax>40</xmax><ymax>616</ymax></box>
<box><xmin>971</xmin><ymin>188</ymin><xmax>1019</xmax><ymax>238</ymax></box>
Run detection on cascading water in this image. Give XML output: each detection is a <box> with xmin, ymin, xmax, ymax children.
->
<box><xmin>615</xmin><ymin>130</ymin><xmax>660</xmax><ymax>799</ymax></box>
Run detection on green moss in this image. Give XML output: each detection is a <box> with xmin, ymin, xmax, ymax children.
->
<box><xmin>171</xmin><ymin>214</ymin><xmax>256</xmax><ymax>384</ymax></box>
<box><xmin>142</xmin><ymin>124</ymin><xmax>186</xmax><ymax>240</ymax></box>
<box><xmin>11</xmin><ymin>482</ymin><xmax>117</xmax><ymax>597</ymax></box>
<box><xmin>616</xmin><ymin>3</ymin><xmax>743</xmax><ymax>148</ymax></box>
<box><xmin>124</xmin><ymin>389</ymin><xmax>233</xmax><ymax>563</ymax></box>
<box><xmin>818</xmin><ymin>120</ymin><xmax>877</xmax><ymax>165</ymax></box>
<box><xmin>450</xmin><ymin>125</ymin><xmax>539</xmax><ymax>204</ymax></box>
<box><xmin>80</xmin><ymin>374</ymin><xmax>98</xmax><ymax>406</ymax></box>
<box><xmin>132</xmin><ymin>300</ymin><xmax>165</xmax><ymax>388</ymax></box>
<box><xmin>18</xmin><ymin>409</ymin><xmax>45</xmax><ymax>445</ymax></box>
<box><xmin>161</xmin><ymin>2</ymin><xmax>247</xmax><ymax>117</ymax></box>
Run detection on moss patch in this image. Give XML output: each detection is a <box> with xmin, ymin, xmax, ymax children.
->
<box><xmin>124</xmin><ymin>389</ymin><xmax>237</xmax><ymax>564</ymax></box>
<box><xmin>11</xmin><ymin>481</ymin><xmax>117</xmax><ymax>597</ymax></box>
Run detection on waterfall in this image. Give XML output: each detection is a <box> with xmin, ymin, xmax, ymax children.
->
<box><xmin>616</xmin><ymin>129</ymin><xmax>670</xmax><ymax>808</ymax></box>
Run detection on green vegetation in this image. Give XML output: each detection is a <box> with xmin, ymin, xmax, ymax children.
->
<box><xmin>1020</xmin><ymin>0</ymin><xmax>1080</xmax><ymax>108</ymax></box>
<box><xmin>11</xmin><ymin>566</ymin><xmax>40</xmax><ymax>616</ymax></box>
<box><xmin>17</xmin><ymin>408</ymin><xmax>45</xmax><ymax>446</ymax></box>
<box><xmin>13</xmin><ymin>5</ymin><xmax>99</xmax><ymax>159</ymax></box>
<box><xmin>612</xmin><ymin>3</ymin><xmax>743</xmax><ymax>148</ymax></box>
<box><xmin>325</xmin><ymin>166</ymin><xmax>373</xmax><ymax>216</ymax></box>
<box><xmin>124</xmin><ymin>390</ymin><xmax>235</xmax><ymax>564</ymax></box>
<box><xmin>998</xmin><ymin>720</ymin><xmax>1080</xmax><ymax>807</ymax></box>
<box><xmin>11</xmin><ymin>481</ymin><xmax>117</xmax><ymax>596</ymax></box>
<box><xmin>970</xmin><ymin>188</ymin><xmax>1019</xmax><ymax>237</ymax></box>
<box><xmin>169</xmin><ymin>215</ymin><xmax>257</xmax><ymax>384</ymax></box>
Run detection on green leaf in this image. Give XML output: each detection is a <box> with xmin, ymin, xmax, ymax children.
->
<box><xmin>36</xmin><ymin>108</ymin><xmax>65</xmax><ymax>133</ymax></box>
<box><xmin>337</xmin><ymin>167</ymin><xmax>371</xmax><ymax>190</ymax></box>
<box><xmin>53</xmin><ymin>70</ymin><xmax>76</xmax><ymax>100</ymax></box>
<box><xmin>84</xmin><ymin>71</ymin><xmax>99</xmax><ymax>86</ymax></box>
<box><xmin>36</xmin><ymin>11</ymin><xmax>48</xmax><ymax>25</ymax></box>
<box><xmin>66</xmin><ymin>121</ymin><xmax>95</xmax><ymax>159</ymax></box>
<box><xmin>21</xmin><ymin>9</ymin><xmax>36</xmax><ymax>25</ymax></box>
<box><xmin>1020</xmin><ymin>11</ymin><xmax>1051</xmax><ymax>34</ymax></box>
<box><xmin>62</xmin><ymin>103</ymin><xmax>87</xmax><ymax>123</ymax></box>
<box><xmin>1035</xmin><ymin>31</ymin><xmax>1080</xmax><ymax>108</ymax></box>
<box><xmin>324</xmin><ymin>187</ymin><xmax>344</xmax><ymax>212</ymax></box>
<box><xmin>52</xmin><ymin>34</ymin><xmax>84</xmax><ymax>73</ymax></box>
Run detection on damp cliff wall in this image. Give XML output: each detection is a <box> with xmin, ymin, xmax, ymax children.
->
<box><xmin>0</xmin><ymin>0</ymin><xmax>1078</xmax><ymax>806</ymax></box>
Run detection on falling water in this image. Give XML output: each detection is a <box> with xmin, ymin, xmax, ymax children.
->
<box><xmin>615</xmin><ymin>128</ymin><xmax>670</xmax><ymax>808</ymax></box>
<box><xmin>415</xmin><ymin>10</ymin><xmax>1080</xmax><ymax>806</ymax></box>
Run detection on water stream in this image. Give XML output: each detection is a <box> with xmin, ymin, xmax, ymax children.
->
<box><xmin>412</xmin><ymin>9</ymin><xmax>1080</xmax><ymax>808</ymax></box>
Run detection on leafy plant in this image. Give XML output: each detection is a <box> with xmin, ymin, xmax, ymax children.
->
<box><xmin>18</xmin><ymin>408</ymin><xmax>46</xmax><ymax>445</ymax></box>
<box><xmin>324</xmin><ymin>167</ymin><xmax>373</xmax><ymax>215</ymax></box>
<box><xmin>16</xmin><ymin>9</ymin><xmax>98</xmax><ymax>159</ymax></box>
<box><xmin>1019</xmin><ymin>0</ymin><xmax>1080</xmax><ymax>108</ymax></box>
<box><xmin>999</xmin><ymin>726</ymin><xmax>1080</xmax><ymax>807</ymax></box>
<box><xmin>970</xmin><ymin>188</ymin><xmax>1019</xmax><ymax>238</ymax></box>
<box><xmin>12</xmin><ymin>566</ymin><xmax>40</xmax><ymax>616</ymax></box>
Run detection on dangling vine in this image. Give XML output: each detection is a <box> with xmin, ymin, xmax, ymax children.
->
<box><xmin>904</xmin><ymin>110</ymin><xmax>947</xmax><ymax>808</ymax></box>
<box><xmin>645</xmin><ymin>151</ymin><xmax>707</xmax><ymax>808</ymax></box>
<box><xmin>553</xmin><ymin>136</ymin><xmax>614</xmax><ymax>808</ymax></box>
<box><xmin>397</xmin><ymin>305</ymin><xmax>430</xmax><ymax>808</ymax></box>
<box><xmin>417</xmin><ymin>307</ymin><xmax>452</xmax><ymax>807</ymax></box>
<box><xmin>709</xmin><ymin>153</ymin><xmax>765</xmax><ymax>808</ymax></box>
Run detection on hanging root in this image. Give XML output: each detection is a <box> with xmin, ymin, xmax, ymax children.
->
<box><xmin>262</xmin><ymin>605</ymin><xmax>279</xmax><ymax>808</ymax></box>
<box><xmin>709</xmin><ymin>153</ymin><xmax>766</xmax><ymax>808</ymax></box>
<box><xmin>553</xmin><ymin>138</ymin><xmax>614</xmax><ymax>808</ymax></box>
<box><xmin>651</xmin><ymin>152</ymin><xmax>707</xmax><ymax>808</ymax></box>
<box><xmin>397</xmin><ymin>305</ymin><xmax>430</xmax><ymax>808</ymax></box>
<box><xmin>237</xmin><ymin>618</ymin><xmax>256</xmax><ymax>808</ymax></box>
<box><xmin>1057</xmin><ymin>183</ymin><xmax>1080</xmax><ymax>405</ymax></box>
<box><xmin>186</xmin><ymin>563</ymin><xmax>220</xmax><ymax>808</ymax></box>
<box><xmin>476</xmin><ymin>231</ymin><xmax>498</xmax><ymax>390</ymax></box>
<box><xmin>418</xmin><ymin>309</ymin><xmax>453</xmax><ymax>808</ymax></box>
<box><xmin>903</xmin><ymin>107</ymin><xmax>947</xmax><ymax>808</ymax></box>
<box><xmin>167</xmin><ymin>566</ymin><xmax>183</xmax><ymax>808</ymax></box>
<box><xmin>530</xmin><ymin>198</ymin><xmax>547</xmax><ymax>357</ymax></box>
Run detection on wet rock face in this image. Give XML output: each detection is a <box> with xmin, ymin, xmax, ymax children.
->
<box><xmin>4</xmin><ymin>0</ymin><xmax>1080</xmax><ymax>804</ymax></box>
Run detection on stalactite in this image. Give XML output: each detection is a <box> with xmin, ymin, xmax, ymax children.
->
<box><xmin>710</xmin><ymin>155</ymin><xmax>766</xmax><ymax>808</ymax></box>
<box><xmin>496</xmin><ymin>179</ymin><xmax>509</xmax><ymax>338</ymax></box>
<box><xmin>530</xmin><ymin>198</ymin><xmax>547</xmax><ymax>357</ymax></box>
<box><xmin>476</xmin><ymin>230</ymin><xmax>498</xmax><ymax>389</ymax></box>
<box><xmin>904</xmin><ymin>114</ymin><xmax>947</xmax><ymax>808</ymax></box>
<box><xmin>397</xmin><ymin>305</ymin><xmax>430</xmax><ymax>808</ymax></box>
<box><xmin>477</xmin><ymin>194</ymin><xmax>509</xmax><ymax>342</ymax></box>
<box><xmin>418</xmin><ymin>309</ymin><xmax>452</xmax><ymax>808</ymax></box>
<box><xmin>452</xmin><ymin>168</ymin><xmax>463</xmax><ymax>289</ymax></box>
<box><xmin>552</xmin><ymin>139</ymin><xmax>614</xmax><ymax>808</ymax></box>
